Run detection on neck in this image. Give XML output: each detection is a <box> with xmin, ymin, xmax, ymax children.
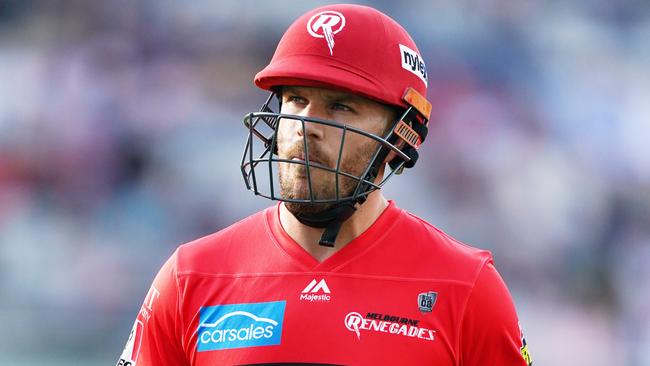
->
<box><xmin>279</xmin><ymin>191</ymin><xmax>389</xmax><ymax>262</ymax></box>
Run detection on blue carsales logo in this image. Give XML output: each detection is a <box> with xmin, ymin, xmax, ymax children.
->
<box><xmin>197</xmin><ymin>301</ymin><xmax>286</xmax><ymax>351</ymax></box>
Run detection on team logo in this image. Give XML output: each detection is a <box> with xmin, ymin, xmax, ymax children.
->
<box><xmin>399</xmin><ymin>44</ymin><xmax>428</xmax><ymax>87</ymax></box>
<box><xmin>300</xmin><ymin>279</ymin><xmax>331</xmax><ymax>302</ymax></box>
<box><xmin>344</xmin><ymin>312</ymin><xmax>436</xmax><ymax>342</ymax></box>
<box><xmin>197</xmin><ymin>301</ymin><xmax>286</xmax><ymax>351</ymax></box>
<box><xmin>307</xmin><ymin>10</ymin><xmax>346</xmax><ymax>56</ymax></box>
<box><xmin>417</xmin><ymin>291</ymin><xmax>437</xmax><ymax>312</ymax></box>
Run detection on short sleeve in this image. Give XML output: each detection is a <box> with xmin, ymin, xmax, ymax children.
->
<box><xmin>116</xmin><ymin>250</ymin><xmax>188</xmax><ymax>366</ymax></box>
<box><xmin>459</xmin><ymin>260</ymin><xmax>532</xmax><ymax>366</ymax></box>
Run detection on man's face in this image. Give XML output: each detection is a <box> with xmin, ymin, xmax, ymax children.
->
<box><xmin>276</xmin><ymin>86</ymin><xmax>396</xmax><ymax>216</ymax></box>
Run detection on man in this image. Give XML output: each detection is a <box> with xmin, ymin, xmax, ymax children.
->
<box><xmin>117</xmin><ymin>4</ymin><xmax>532</xmax><ymax>365</ymax></box>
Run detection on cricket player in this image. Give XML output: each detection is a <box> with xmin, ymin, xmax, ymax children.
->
<box><xmin>117</xmin><ymin>4</ymin><xmax>532</xmax><ymax>365</ymax></box>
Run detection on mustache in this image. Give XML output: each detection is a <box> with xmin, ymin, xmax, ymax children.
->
<box><xmin>283</xmin><ymin>141</ymin><xmax>332</xmax><ymax>167</ymax></box>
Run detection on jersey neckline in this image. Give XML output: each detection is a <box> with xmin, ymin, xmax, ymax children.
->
<box><xmin>264</xmin><ymin>200</ymin><xmax>403</xmax><ymax>271</ymax></box>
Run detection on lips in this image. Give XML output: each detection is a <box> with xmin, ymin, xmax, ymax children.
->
<box><xmin>290</xmin><ymin>154</ymin><xmax>327</xmax><ymax>167</ymax></box>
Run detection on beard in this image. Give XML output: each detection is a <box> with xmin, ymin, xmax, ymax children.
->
<box><xmin>278</xmin><ymin>138</ymin><xmax>381</xmax><ymax>218</ymax></box>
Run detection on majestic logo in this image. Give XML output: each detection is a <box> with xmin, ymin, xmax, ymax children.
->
<box><xmin>198</xmin><ymin>301</ymin><xmax>286</xmax><ymax>352</ymax></box>
<box><xmin>418</xmin><ymin>291</ymin><xmax>437</xmax><ymax>312</ymax></box>
<box><xmin>399</xmin><ymin>44</ymin><xmax>428</xmax><ymax>87</ymax></box>
<box><xmin>307</xmin><ymin>10</ymin><xmax>346</xmax><ymax>56</ymax></box>
<box><xmin>300</xmin><ymin>279</ymin><xmax>331</xmax><ymax>302</ymax></box>
<box><xmin>344</xmin><ymin>312</ymin><xmax>436</xmax><ymax>342</ymax></box>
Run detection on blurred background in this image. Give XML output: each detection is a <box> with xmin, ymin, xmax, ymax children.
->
<box><xmin>1</xmin><ymin>0</ymin><xmax>649</xmax><ymax>365</ymax></box>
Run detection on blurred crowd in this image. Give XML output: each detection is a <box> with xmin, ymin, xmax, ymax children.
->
<box><xmin>0</xmin><ymin>0</ymin><xmax>649</xmax><ymax>365</ymax></box>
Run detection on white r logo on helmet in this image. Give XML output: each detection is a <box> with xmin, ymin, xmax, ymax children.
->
<box><xmin>307</xmin><ymin>11</ymin><xmax>346</xmax><ymax>56</ymax></box>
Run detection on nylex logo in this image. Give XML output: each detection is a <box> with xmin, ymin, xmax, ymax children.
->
<box><xmin>198</xmin><ymin>301</ymin><xmax>286</xmax><ymax>351</ymax></box>
<box><xmin>399</xmin><ymin>44</ymin><xmax>428</xmax><ymax>87</ymax></box>
<box><xmin>344</xmin><ymin>312</ymin><xmax>436</xmax><ymax>342</ymax></box>
<box><xmin>300</xmin><ymin>279</ymin><xmax>331</xmax><ymax>302</ymax></box>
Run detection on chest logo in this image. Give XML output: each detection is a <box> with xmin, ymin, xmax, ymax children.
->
<box><xmin>344</xmin><ymin>312</ymin><xmax>436</xmax><ymax>342</ymax></box>
<box><xmin>197</xmin><ymin>301</ymin><xmax>286</xmax><ymax>351</ymax></box>
<box><xmin>300</xmin><ymin>279</ymin><xmax>331</xmax><ymax>302</ymax></box>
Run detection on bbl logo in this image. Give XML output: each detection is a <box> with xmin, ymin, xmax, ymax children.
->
<box><xmin>418</xmin><ymin>291</ymin><xmax>437</xmax><ymax>312</ymax></box>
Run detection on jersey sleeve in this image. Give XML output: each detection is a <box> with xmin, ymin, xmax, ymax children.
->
<box><xmin>459</xmin><ymin>260</ymin><xmax>532</xmax><ymax>366</ymax></box>
<box><xmin>116</xmin><ymin>250</ymin><xmax>188</xmax><ymax>366</ymax></box>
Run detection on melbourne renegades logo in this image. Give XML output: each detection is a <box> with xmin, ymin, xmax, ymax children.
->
<box><xmin>307</xmin><ymin>11</ymin><xmax>346</xmax><ymax>56</ymax></box>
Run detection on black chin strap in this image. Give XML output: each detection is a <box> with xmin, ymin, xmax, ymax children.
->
<box><xmin>293</xmin><ymin>201</ymin><xmax>358</xmax><ymax>247</ymax></box>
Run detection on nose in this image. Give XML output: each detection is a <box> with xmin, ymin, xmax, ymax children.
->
<box><xmin>292</xmin><ymin>103</ymin><xmax>327</xmax><ymax>140</ymax></box>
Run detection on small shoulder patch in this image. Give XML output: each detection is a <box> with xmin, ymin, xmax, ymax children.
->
<box><xmin>519</xmin><ymin>324</ymin><xmax>533</xmax><ymax>365</ymax></box>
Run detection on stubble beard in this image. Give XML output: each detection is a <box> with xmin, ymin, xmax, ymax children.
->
<box><xmin>279</xmin><ymin>140</ymin><xmax>380</xmax><ymax>218</ymax></box>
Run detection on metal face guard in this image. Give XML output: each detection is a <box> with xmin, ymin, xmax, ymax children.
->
<box><xmin>240</xmin><ymin>93</ymin><xmax>410</xmax><ymax>205</ymax></box>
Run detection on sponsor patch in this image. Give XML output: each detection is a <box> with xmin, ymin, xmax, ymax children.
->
<box><xmin>519</xmin><ymin>324</ymin><xmax>533</xmax><ymax>365</ymax></box>
<box><xmin>344</xmin><ymin>312</ymin><xmax>435</xmax><ymax>342</ymax></box>
<box><xmin>117</xmin><ymin>320</ymin><xmax>143</xmax><ymax>366</ymax></box>
<box><xmin>300</xmin><ymin>279</ymin><xmax>332</xmax><ymax>302</ymax></box>
<box><xmin>116</xmin><ymin>286</ymin><xmax>160</xmax><ymax>366</ymax></box>
<box><xmin>399</xmin><ymin>44</ymin><xmax>427</xmax><ymax>87</ymax></box>
<box><xmin>198</xmin><ymin>301</ymin><xmax>286</xmax><ymax>352</ymax></box>
<box><xmin>307</xmin><ymin>10</ymin><xmax>346</xmax><ymax>55</ymax></box>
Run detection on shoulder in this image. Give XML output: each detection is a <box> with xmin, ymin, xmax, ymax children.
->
<box><xmin>402</xmin><ymin>210</ymin><xmax>491</xmax><ymax>260</ymax></box>
<box><xmin>379</xmin><ymin>208</ymin><xmax>492</xmax><ymax>282</ymax></box>
<box><xmin>174</xmin><ymin>207</ymin><xmax>273</xmax><ymax>274</ymax></box>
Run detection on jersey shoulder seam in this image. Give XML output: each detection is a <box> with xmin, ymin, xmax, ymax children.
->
<box><xmin>405</xmin><ymin>211</ymin><xmax>490</xmax><ymax>253</ymax></box>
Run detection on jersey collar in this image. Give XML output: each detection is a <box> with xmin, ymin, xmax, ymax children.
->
<box><xmin>265</xmin><ymin>200</ymin><xmax>403</xmax><ymax>271</ymax></box>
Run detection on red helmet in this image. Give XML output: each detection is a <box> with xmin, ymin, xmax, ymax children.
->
<box><xmin>255</xmin><ymin>4</ymin><xmax>430</xmax><ymax>113</ymax></box>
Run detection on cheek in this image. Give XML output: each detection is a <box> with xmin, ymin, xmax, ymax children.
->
<box><xmin>276</xmin><ymin>120</ymin><xmax>294</xmax><ymax>152</ymax></box>
<box><xmin>338</xmin><ymin>136</ymin><xmax>371</xmax><ymax>169</ymax></box>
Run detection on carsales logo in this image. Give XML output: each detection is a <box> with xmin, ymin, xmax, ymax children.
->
<box><xmin>307</xmin><ymin>10</ymin><xmax>346</xmax><ymax>55</ymax></box>
<box><xmin>344</xmin><ymin>312</ymin><xmax>436</xmax><ymax>342</ymax></box>
<box><xmin>197</xmin><ymin>301</ymin><xmax>286</xmax><ymax>351</ymax></box>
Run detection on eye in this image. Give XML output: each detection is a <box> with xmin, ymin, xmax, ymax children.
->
<box><xmin>330</xmin><ymin>102</ymin><xmax>353</xmax><ymax>112</ymax></box>
<box><xmin>284</xmin><ymin>95</ymin><xmax>307</xmax><ymax>105</ymax></box>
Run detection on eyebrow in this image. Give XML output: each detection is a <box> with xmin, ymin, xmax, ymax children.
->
<box><xmin>283</xmin><ymin>87</ymin><xmax>362</xmax><ymax>105</ymax></box>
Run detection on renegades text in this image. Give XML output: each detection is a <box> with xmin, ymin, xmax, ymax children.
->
<box><xmin>344</xmin><ymin>312</ymin><xmax>436</xmax><ymax>341</ymax></box>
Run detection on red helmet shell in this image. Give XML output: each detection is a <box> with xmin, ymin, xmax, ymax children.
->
<box><xmin>254</xmin><ymin>4</ymin><xmax>428</xmax><ymax>110</ymax></box>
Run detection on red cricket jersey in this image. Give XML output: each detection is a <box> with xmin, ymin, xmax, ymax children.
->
<box><xmin>117</xmin><ymin>201</ymin><xmax>532</xmax><ymax>365</ymax></box>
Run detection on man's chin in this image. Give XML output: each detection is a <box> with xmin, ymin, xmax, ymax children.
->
<box><xmin>284</xmin><ymin>200</ymin><xmax>333</xmax><ymax>218</ymax></box>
